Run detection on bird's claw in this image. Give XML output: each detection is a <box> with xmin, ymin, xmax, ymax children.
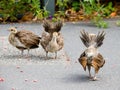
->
<box><xmin>89</xmin><ymin>76</ymin><xmax>98</xmax><ymax>81</ymax></box>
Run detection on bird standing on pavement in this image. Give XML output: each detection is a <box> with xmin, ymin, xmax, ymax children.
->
<box><xmin>78</xmin><ymin>30</ymin><xmax>105</xmax><ymax>80</ymax></box>
<box><xmin>8</xmin><ymin>27</ymin><xmax>41</xmax><ymax>55</ymax></box>
<box><xmin>40</xmin><ymin>20</ymin><xmax>64</xmax><ymax>59</ymax></box>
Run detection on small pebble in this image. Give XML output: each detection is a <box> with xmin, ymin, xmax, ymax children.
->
<box><xmin>20</xmin><ymin>71</ymin><xmax>23</xmax><ymax>73</ymax></box>
<box><xmin>25</xmin><ymin>79</ymin><xmax>28</xmax><ymax>82</ymax></box>
<box><xmin>75</xmin><ymin>61</ymin><xmax>77</xmax><ymax>63</ymax></box>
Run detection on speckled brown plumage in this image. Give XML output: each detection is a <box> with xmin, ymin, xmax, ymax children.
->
<box><xmin>8</xmin><ymin>27</ymin><xmax>41</xmax><ymax>55</ymax></box>
<box><xmin>40</xmin><ymin>31</ymin><xmax>64</xmax><ymax>59</ymax></box>
<box><xmin>78</xmin><ymin>51</ymin><xmax>105</xmax><ymax>75</ymax></box>
<box><xmin>78</xmin><ymin>30</ymin><xmax>105</xmax><ymax>81</ymax></box>
<box><xmin>43</xmin><ymin>20</ymin><xmax>63</xmax><ymax>33</ymax></box>
<box><xmin>40</xmin><ymin>20</ymin><xmax>64</xmax><ymax>59</ymax></box>
<box><xmin>80</xmin><ymin>30</ymin><xmax>105</xmax><ymax>48</ymax></box>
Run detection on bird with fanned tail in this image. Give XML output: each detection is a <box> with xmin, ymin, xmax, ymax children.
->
<box><xmin>40</xmin><ymin>20</ymin><xmax>64</xmax><ymax>59</ymax></box>
<box><xmin>78</xmin><ymin>30</ymin><xmax>105</xmax><ymax>81</ymax></box>
<box><xmin>8</xmin><ymin>27</ymin><xmax>41</xmax><ymax>55</ymax></box>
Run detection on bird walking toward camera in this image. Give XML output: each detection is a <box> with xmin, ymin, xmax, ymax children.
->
<box><xmin>40</xmin><ymin>20</ymin><xmax>64</xmax><ymax>59</ymax></box>
<box><xmin>8</xmin><ymin>27</ymin><xmax>41</xmax><ymax>55</ymax></box>
<box><xmin>78</xmin><ymin>30</ymin><xmax>105</xmax><ymax>81</ymax></box>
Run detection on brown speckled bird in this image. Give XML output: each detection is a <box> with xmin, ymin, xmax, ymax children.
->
<box><xmin>78</xmin><ymin>30</ymin><xmax>105</xmax><ymax>81</ymax></box>
<box><xmin>8</xmin><ymin>27</ymin><xmax>41</xmax><ymax>55</ymax></box>
<box><xmin>40</xmin><ymin>20</ymin><xmax>64</xmax><ymax>59</ymax></box>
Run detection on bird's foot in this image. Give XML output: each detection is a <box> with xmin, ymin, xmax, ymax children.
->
<box><xmin>88</xmin><ymin>76</ymin><xmax>94</xmax><ymax>80</ymax></box>
<box><xmin>90</xmin><ymin>76</ymin><xmax>98</xmax><ymax>81</ymax></box>
<box><xmin>54</xmin><ymin>56</ymin><xmax>57</xmax><ymax>59</ymax></box>
<box><xmin>45</xmin><ymin>57</ymin><xmax>49</xmax><ymax>60</ymax></box>
<box><xmin>49</xmin><ymin>56</ymin><xmax>56</xmax><ymax>59</ymax></box>
<box><xmin>25</xmin><ymin>54</ymin><xmax>31</xmax><ymax>59</ymax></box>
<box><xmin>89</xmin><ymin>76</ymin><xmax>93</xmax><ymax>79</ymax></box>
<box><xmin>44</xmin><ymin>55</ymin><xmax>50</xmax><ymax>60</ymax></box>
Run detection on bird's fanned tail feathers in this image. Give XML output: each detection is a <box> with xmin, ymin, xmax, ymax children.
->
<box><xmin>80</xmin><ymin>30</ymin><xmax>90</xmax><ymax>47</ymax></box>
<box><xmin>54</xmin><ymin>20</ymin><xmax>63</xmax><ymax>32</ymax></box>
<box><xmin>80</xmin><ymin>30</ymin><xmax>105</xmax><ymax>48</ymax></box>
<box><xmin>43</xmin><ymin>20</ymin><xmax>63</xmax><ymax>33</ymax></box>
<box><xmin>95</xmin><ymin>31</ymin><xmax>105</xmax><ymax>48</ymax></box>
<box><xmin>43</xmin><ymin>20</ymin><xmax>51</xmax><ymax>32</ymax></box>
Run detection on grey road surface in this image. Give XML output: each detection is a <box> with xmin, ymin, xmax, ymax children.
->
<box><xmin>0</xmin><ymin>20</ymin><xmax>120</xmax><ymax>90</ymax></box>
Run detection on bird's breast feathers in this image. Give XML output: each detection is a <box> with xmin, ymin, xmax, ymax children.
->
<box><xmin>46</xmin><ymin>42</ymin><xmax>59</xmax><ymax>52</ymax></box>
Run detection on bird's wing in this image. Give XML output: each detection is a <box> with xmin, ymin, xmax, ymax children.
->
<box><xmin>91</xmin><ymin>53</ymin><xmax>105</xmax><ymax>73</ymax></box>
<box><xmin>40</xmin><ymin>31</ymin><xmax>51</xmax><ymax>50</ymax></box>
<box><xmin>78</xmin><ymin>52</ymin><xmax>87</xmax><ymax>71</ymax></box>
<box><xmin>56</xmin><ymin>32</ymin><xmax>64</xmax><ymax>50</ymax></box>
<box><xmin>15</xmin><ymin>30</ymin><xmax>40</xmax><ymax>47</ymax></box>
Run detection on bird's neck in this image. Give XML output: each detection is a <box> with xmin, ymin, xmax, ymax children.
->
<box><xmin>51</xmin><ymin>36</ymin><xmax>57</xmax><ymax>43</ymax></box>
<box><xmin>10</xmin><ymin>33</ymin><xmax>16</xmax><ymax>37</ymax></box>
<box><xmin>88</xmin><ymin>45</ymin><xmax>95</xmax><ymax>48</ymax></box>
<box><xmin>9</xmin><ymin>33</ymin><xmax>16</xmax><ymax>44</ymax></box>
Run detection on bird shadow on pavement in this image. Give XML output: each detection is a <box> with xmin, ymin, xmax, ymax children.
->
<box><xmin>61</xmin><ymin>73</ymin><xmax>90</xmax><ymax>83</ymax></box>
<box><xmin>0</xmin><ymin>54</ymin><xmax>52</xmax><ymax>61</ymax></box>
<box><xmin>0</xmin><ymin>54</ymin><xmax>64</xmax><ymax>65</ymax></box>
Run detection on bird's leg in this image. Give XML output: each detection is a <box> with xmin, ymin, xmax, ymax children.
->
<box><xmin>46</xmin><ymin>51</ymin><xmax>48</xmax><ymax>57</ymax></box>
<box><xmin>92</xmin><ymin>69</ymin><xmax>99</xmax><ymax>81</ymax></box>
<box><xmin>55</xmin><ymin>52</ymin><xmax>57</xmax><ymax>59</ymax></box>
<box><xmin>88</xmin><ymin>65</ymin><xmax>92</xmax><ymax>79</ymax></box>
<box><xmin>25</xmin><ymin>49</ymin><xmax>30</xmax><ymax>58</ymax></box>
<box><xmin>19</xmin><ymin>49</ymin><xmax>24</xmax><ymax>58</ymax></box>
<box><xmin>92</xmin><ymin>73</ymin><xmax>97</xmax><ymax>81</ymax></box>
<box><xmin>27</xmin><ymin>49</ymin><xmax>30</xmax><ymax>55</ymax></box>
<box><xmin>21</xmin><ymin>50</ymin><xmax>24</xmax><ymax>56</ymax></box>
<box><xmin>45</xmin><ymin>51</ymin><xmax>48</xmax><ymax>59</ymax></box>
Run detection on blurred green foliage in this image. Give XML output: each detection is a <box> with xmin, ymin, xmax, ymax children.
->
<box><xmin>0</xmin><ymin>0</ymin><xmax>41</xmax><ymax>22</ymax></box>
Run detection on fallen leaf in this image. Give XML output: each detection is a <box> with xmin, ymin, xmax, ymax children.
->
<box><xmin>11</xmin><ymin>87</ymin><xmax>15</xmax><ymax>90</ymax></box>
<box><xmin>110</xmin><ymin>12</ymin><xmax>116</xmax><ymax>17</ymax></box>
<box><xmin>33</xmin><ymin>80</ymin><xmax>37</xmax><ymax>82</ymax></box>
<box><xmin>4</xmin><ymin>47</ymin><xmax>7</xmax><ymax>49</ymax></box>
<box><xmin>66</xmin><ymin>58</ymin><xmax>70</xmax><ymax>61</ymax></box>
<box><xmin>16</xmin><ymin>66</ymin><xmax>20</xmax><ymax>69</ymax></box>
<box><xmin>1</xmin><ymin>37</ymin><xmax>5</xmax><ymax>41</ymax></box>
<box><xmin>0</xmin><ymin>78</ymin><xmax>4</xmax><ymax>82</ymax></box>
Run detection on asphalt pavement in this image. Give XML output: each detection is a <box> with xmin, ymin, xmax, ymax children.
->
<box><xmin>0</xmin><ymin>20</ymin><xmax>120</xmax><ymax>90</ymax></box>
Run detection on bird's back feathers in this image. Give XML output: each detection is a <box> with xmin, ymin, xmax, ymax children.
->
<box><xmin>15</xmin><ymin>30</ymin><xmax>40</xmax><ymax>48</ymax></box>
<box><xmin>9</xmin><ymin>29</ymin><xmax>41</xmax><ymax>50</ymax></box>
